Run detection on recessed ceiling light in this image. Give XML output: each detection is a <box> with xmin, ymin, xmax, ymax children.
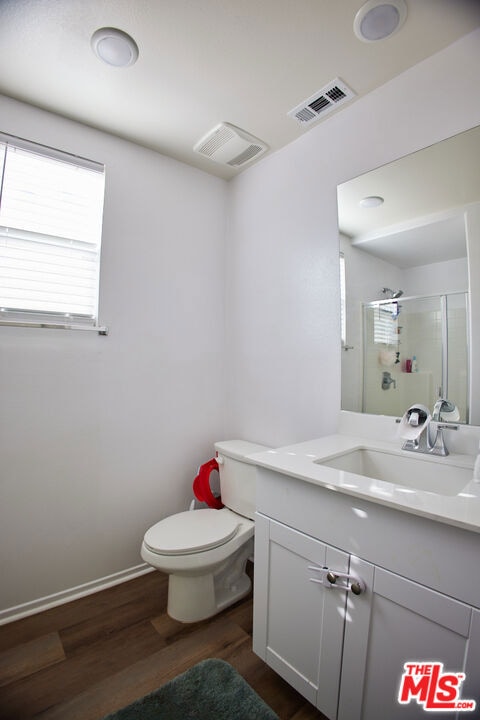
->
<box><xmin>91</xmin><ymin>27</ymin><xmax>139</xmax><ymax>68</ymax></box>
<box><xmin>359</xmin><ymin>195</ymin><xmax>384</xmax><ymax>208</ymax></box>
<box><xmin>354</xmin><ymin>0</ymin><xmax>407</xmax><ymax>42</ymax></box>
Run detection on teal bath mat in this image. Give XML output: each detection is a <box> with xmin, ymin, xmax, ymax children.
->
<box><xmin>102</xmin><ymin>658</ymin><xmax>279</xmax><ymax>720</ymax></box>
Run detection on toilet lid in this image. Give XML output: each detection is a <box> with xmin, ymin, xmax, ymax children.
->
<box><xmin>143</xmin><ymin>509</ymin><xmax>240</xmax><ymax>555</ymax></box>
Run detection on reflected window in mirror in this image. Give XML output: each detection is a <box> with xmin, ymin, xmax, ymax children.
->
<box><xmin>373</xmin><ymin>302</ymin><xmax>399</xmax><ymax>345</ymax></box>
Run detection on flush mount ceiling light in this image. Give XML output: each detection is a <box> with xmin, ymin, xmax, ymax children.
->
<box><xmin>359</xmin><ymin>195</ymin><xmax>384</xmax><ymax>208</ymax></box>
<box><xmin>91</xmin><ymin>27</ymin><xmax>139</xmax><ymax>67</ymax></box>
<box><xmin>354</xmin><ymin>0</ymin><xmax>407</xmax><ymax>42</ymax></box>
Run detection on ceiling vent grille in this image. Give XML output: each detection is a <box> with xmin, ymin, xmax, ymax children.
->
<box><xmin>194</xmin><ymin>123</ymin><xmax>268</xmax><ymax>167</ymax></box>
<box><xmin>288</xmin><ymin>78</ymin><xmax>356</xmax><ymax>127</ymax></box>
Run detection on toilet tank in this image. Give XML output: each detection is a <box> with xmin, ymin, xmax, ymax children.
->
<box><xmin>214</xmin><ymin>440</ymin><xmax>271</xmax><ymax>520</ymax></box>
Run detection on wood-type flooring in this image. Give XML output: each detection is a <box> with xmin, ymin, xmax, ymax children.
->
<box><xmin>0</xmin><ymin>568</ymin><xmax>327</xmax><ymax>719</ymax></box>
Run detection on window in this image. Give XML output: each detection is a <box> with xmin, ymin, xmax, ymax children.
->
<box><xmin>374</xmin><ymin>302</ymin><xmax>399</xmax><ymax>345</ymax></box>
<box><xmin>0</xmin><ymin>133</ymin><xmax>105</xmax><ymax>328</ymax></box>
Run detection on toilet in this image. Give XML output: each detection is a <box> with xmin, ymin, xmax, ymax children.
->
<box><xmin>140</xmin><ymin>440</ymin><xmax>269</xmax><ymax>623</ymax></box>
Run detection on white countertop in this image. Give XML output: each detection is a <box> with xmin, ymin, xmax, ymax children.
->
<box><xmin>250</xmin><ymin>433</ymin><xmax>480</xmax><ymax>533</ymax></box>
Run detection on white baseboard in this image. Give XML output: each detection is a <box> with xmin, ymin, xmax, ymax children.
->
<box><xmin>0</xmin><ymin>563</ymin><xmax>155</xmax><ymax>626</ymax></box>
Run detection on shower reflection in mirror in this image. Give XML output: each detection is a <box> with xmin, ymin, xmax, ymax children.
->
<box><xmin>362</xmin><ymin>292</ymin><xmax>468</xmax><ymax>422</ymax></box>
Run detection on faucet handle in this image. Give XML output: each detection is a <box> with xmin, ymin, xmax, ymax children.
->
<box><xmin>429</xmin><ymin>423</ymin><xmax>458</xmax><ymax>456</ymax></box>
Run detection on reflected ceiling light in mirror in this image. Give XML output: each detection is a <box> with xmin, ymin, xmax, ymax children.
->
<box><xmin>91</xmin><ymin>28</ymin><xmax>139</xmax><ymax>67</ymax></box>
<box><xmin>352</xmin><ymin>507</ymin><xmax>368</xmax><ymax>519</ymax></box>
<box><xmin>359</xmin><ymin>195</ymin><xmax>384</xmax><ymax>208</ymax></box>
<box><xmin>354</xmin><ymin>0</ymin><xmax>407</xmax><ymax>42</ymax></box>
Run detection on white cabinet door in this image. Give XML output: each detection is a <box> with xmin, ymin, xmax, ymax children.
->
<box><xmin>339</xmin><ymin>559</ymin><xmax>477</xmax><ymax>720</ymax></box>
<box><xmin>253</xmin><ymin>514</ymin><xmax>349</xmax><ymax>720</ymax></box>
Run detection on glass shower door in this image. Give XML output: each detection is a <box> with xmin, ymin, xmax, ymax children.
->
<box><xmin>362</xmin><ymin>293</ymin><xmax>468</xmax><ymax>422</ymax></box>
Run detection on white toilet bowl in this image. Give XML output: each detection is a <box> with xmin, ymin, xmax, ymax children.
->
<box><xmin>141</xmin><ymin>507</ymin><xmax>255</xmax><ymax>622</ymax></box>
<box><xmin>141</xmin><ymin>439</ymin><xmax>269</xmax><ymax>623</ymax></box>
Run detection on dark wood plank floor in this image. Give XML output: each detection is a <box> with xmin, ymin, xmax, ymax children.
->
<box><xmin>0</xmin><ymin>567</ymin><xmax>327</xmax><ymax>720</ymax></box>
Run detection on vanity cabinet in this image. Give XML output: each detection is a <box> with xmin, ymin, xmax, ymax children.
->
<box><xmin>253</xmin><ymin>514</ymin><xmax>349</xmax><ymax>720</ymax></box>
<box><xmin>253</xmin><ymin>468</ymin><xmax>480</xmax><ymax>720</ymax></box>
<box><xmin>338</xmin><ymin>560</ymin><xmax>479</xmax><ymax>720</ymax></box>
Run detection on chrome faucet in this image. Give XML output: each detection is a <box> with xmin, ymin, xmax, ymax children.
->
<box><xmin>401</xmin><ymin>399</ymin><xmax>458</xmax><ymax>456</ymax></box>
<box><xmin>429</xmin><ymin>399</ymin><xmax>459</xmax><ymax>456</ymax></box>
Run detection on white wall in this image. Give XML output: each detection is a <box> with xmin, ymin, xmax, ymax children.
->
<box><xmin>225</xmin><ymin>28</ymin><xmax>480</xmax><ymax>448</ymax></box>
<box><xmin>406</xmin><ymin>257</ymin><xmax>468</xmax><ymax>297</ymax></box>
<box><xmin>0</xmin><ymin>96</ymin><xmax>228</xmax><ymax>616</ymax></box>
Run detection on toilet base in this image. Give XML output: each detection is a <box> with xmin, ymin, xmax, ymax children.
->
<box><xmin>167</xmin><ymin>538</ymin><xmax>254</xmax><ymax>623</ymax></box>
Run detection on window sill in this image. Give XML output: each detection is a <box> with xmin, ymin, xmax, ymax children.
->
<box><xmin>0</xmin><ymin>319</ymin><xmax>108</xmax><ymax>335</ymax></box>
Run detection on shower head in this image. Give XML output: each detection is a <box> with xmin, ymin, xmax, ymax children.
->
<box><xmin>381</xmin><ymin>287</ymin><xmax>403</xmax><ymax>299</ymax></box>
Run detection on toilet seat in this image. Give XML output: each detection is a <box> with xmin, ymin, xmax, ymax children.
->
<box><xmin>143</xmin><ymin>509</ymin><xmax>240</xmax><ymax>556</ymax></box>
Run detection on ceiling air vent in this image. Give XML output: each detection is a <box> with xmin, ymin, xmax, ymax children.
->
<box><xmin>288</xmin><ymin>78</ymin><xmax>356</xmax><ymax>127</ymax></box>
<box><xmin>194</xmin><ymin>123</ymin><xmax>268</xmax><ymax>167</ymax></box>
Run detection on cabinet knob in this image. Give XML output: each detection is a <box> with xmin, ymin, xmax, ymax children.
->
<box><xmin>326</xmin><ymin>571</ymin><xmax>338</xmax><ymax>584</ymax></box>
<box><xmin>351</xmin><ymin>581</ymin><xmax>364</xmax><ymax>595</ymax></box>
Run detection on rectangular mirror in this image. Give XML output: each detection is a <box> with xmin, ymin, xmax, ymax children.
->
<box><xmin>338</xmin><ymin>125</ymin><xmax>480</xmax><ymax>424</ymax></box>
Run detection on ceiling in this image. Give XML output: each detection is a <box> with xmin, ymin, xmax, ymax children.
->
<box><xmin>0</xmin><ymin>0</ymin><xmax>479</xmax><ymax>180</ymax></box>
<box><xmin>337</xmin><ymin>124</ymin><xmax>480</xmax><ymax>269</ymax></box>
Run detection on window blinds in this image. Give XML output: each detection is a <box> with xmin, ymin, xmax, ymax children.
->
<box><xmin>0</xmin><ymin>135</ymin><xmax>105</xmax><ymax>320</ymax></box>
<box><xmin>374</xmin><ymin>302</ymin><xmax>399</xmax><ymax>346</ymax></box>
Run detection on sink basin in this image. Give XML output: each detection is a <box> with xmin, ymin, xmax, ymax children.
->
<box><xmin>315</xmin><ymin>448</ymin><xmax>472</xmax><ymax>496</ymax></box>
